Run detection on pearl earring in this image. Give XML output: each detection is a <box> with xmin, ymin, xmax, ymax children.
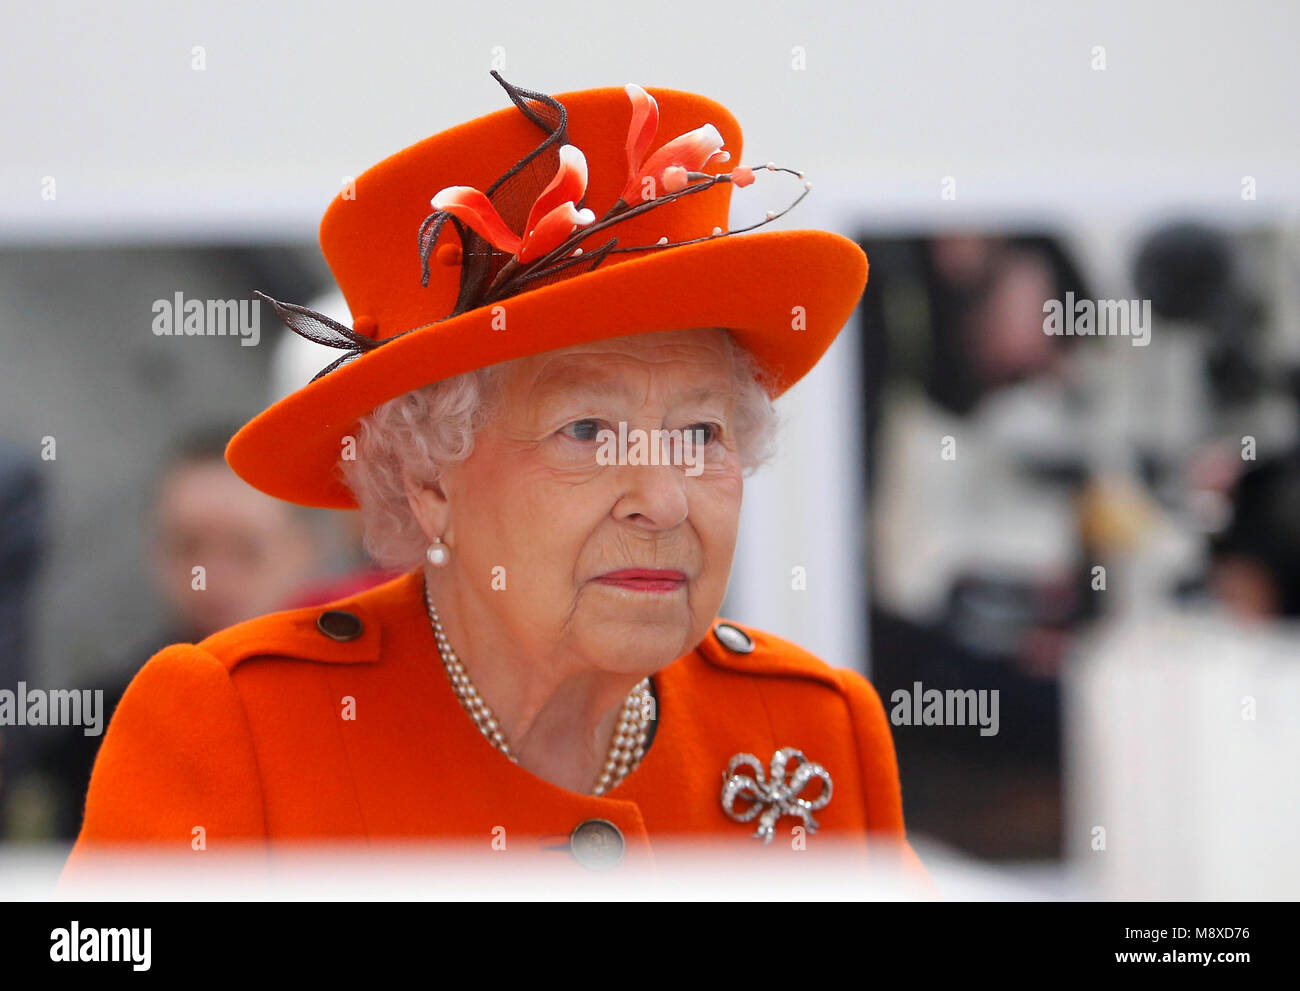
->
<box><xmin>426</xmin><ymin>536</ymin><xmax>450</xmax><ymax>567</ymax></box>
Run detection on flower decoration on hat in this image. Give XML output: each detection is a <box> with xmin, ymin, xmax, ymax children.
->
<box><xmin>432</xmin><ymin>143</ymin><xmax>596</xmax><ymax>264</ymax></box>
<box><xmin>620</xmin><ymin>82</ymin><xmax>732</xmax><ymax>203</ymax></box>
<box><xmin>256</xmin><ymin>71</ymin><xmax>811</xmax><ymax>383</ymax></box>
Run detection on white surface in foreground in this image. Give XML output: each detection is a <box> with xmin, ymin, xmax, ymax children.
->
<box><xmin>2</xmin><ymin>836</ymin><xmax>1082</xmax><ymax>901</ymax></box>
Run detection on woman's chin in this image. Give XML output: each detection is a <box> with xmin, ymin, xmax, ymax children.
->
<box><xmin>574</xmin><ymin>608</ymin><xmax>707</xmax><ymax>671</ymax></box>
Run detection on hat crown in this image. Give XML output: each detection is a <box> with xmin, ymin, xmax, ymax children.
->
<box><xmin>320</xmin><ymin>82</ymin><xmax>744</xmax><ymax>343</ymax></box>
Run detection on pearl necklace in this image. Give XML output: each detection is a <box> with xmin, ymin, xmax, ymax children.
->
<box><xmin>423</xmin><ymin>582</ymin><xmax>653</xmax><ymax>796</ymax></box>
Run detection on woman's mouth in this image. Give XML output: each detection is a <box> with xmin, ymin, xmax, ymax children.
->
<box><xmin>594</xmin><ymin>568</ymin><xmax>688</xmax><ymax>593</ymax></box>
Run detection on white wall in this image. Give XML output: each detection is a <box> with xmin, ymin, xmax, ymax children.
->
<box><xmin>4</xmin><ymin>0</ymin><xmax>1297</xmax><ymax>241</ymax></box>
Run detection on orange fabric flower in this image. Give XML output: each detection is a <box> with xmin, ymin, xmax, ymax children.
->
<box><xmin>431</xmin><ymin>144</ymin><xmax>596</xmax><ymax>263</ymax></box>
<box><xmin>620</xmin><ymin>83</ymin><xmax>730</xmax><ymax>203</ymax></box>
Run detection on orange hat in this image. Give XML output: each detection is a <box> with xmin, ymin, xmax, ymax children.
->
<box><xmin>226</xmin><ymin>73</ymin><xmax>868</xmax><ymax>508</ymax></box>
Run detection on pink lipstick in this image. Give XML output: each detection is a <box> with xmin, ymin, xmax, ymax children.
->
<box><xmin>594</xmin><ymin>568</ymin><xmax>688</xmax><ymax>592</ymax></box>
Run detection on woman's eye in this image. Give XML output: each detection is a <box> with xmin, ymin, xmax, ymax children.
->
<box><xmin>685</xmin><ymin>423</ymin><xmax>720</xmax><ymax>445</ymax></box>
<box><xmin>561</xmin><ymin>418</ymin><xmax>605</xmax><ymax>442</ymax></box>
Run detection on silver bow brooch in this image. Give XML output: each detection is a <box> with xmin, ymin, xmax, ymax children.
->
<box><xmin>720</xmin><ymin>747</ymin><xmax>833</xmax><ymax>844</ymax></box>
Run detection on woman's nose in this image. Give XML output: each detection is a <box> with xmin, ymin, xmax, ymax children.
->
<box><xmin>612</xmin><ymin>459</ymin><xmax>690</xmax><ymax>531</ymax></box>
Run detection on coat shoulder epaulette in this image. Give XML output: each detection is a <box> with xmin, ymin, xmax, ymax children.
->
<box><xmin>693</xmin><ymin>618</ymin><xmax>847</xmax><ymax>694</ymax></box>
<box><xmin>193</xmin><ymin>588</ymin><xmax>387</xmax><ymax>674</ymax></box>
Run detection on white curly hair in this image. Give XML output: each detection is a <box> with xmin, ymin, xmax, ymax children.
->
<box><xmin>338</xmin><ymin>329</ymin><xmax>780</xmax><ymax>569</ymax></box>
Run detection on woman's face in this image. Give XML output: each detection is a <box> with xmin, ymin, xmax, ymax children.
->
<box><xmin>432</xmin><ymin>328</ymin><xmax>745</xmax><ymax>674</ymax></box>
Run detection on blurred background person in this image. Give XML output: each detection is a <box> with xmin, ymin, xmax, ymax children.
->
<box><xmin>862</xmin><ymin>233</ymin><xmax>1096</xmax><ymax>860</ymax></box>
<box><xmin>860</xmin><ymin>217</ymin><xmax>1300</xmax><ymax>897</ymax></box>
<box><xmin>16</xmin><ymin>424</ymin><xmax>316</xmax><ymax>841</ymax></box>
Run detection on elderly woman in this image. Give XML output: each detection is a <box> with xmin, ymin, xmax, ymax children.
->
<box><xmin>62</xmin><ymin>74</ymin><xmax>926</xmax><ymax>882</ymax></box>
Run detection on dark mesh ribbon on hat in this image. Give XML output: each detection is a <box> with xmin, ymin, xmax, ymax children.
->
<box><xmin>252</xmin><ymin>291</ymin><xmax>386</xmax><ymax>382</ymax></box>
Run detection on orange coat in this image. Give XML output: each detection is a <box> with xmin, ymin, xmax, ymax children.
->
<box><xmin>61</xmin><ymin>568</ymin><xmax>929</xmax><ymax>890</ymax></box>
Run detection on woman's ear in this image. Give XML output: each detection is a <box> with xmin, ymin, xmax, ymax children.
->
<box><xmin>403</xmin><ymin>467</ymin><xmax>451</xmax><ymax>544</ymax></box>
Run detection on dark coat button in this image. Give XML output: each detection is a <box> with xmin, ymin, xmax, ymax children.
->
<box><xmin>569</xmin><ymin>818</ymin><xmax>625</xmax><ymax>871</ymax></box>
<box><xmin>316</xmin><ymin>610</ymin><xmax>364</xmax><ymax>641</ymax></box>
<box><xmin>713</xmin><ymin>622</ymin><xmax>754</xmax><ymax>654</ymax></box>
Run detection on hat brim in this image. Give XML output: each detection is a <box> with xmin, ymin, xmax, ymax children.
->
<box><xmin>226</xmin><ymin>227</ymin><xmax>866</xmax><ymax>508</ymax></box>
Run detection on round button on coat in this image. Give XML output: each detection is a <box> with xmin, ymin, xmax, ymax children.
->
<box><xmin>569</xmin><ymin>818</ymin><xmax>625</xmax><ymax>871</ymax></box>
<box><xmin>713</xmin><ymin>622</ymin><xmax>755</xmax><ymax>654</ymax></box>
<box><xmin>316</xmin><ymin>610</ymin><xmax>364</xmax><ymax>642</ymax></box>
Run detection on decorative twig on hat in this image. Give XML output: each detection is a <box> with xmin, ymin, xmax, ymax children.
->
<box><xmin>256</xmin><ymin>71</ymin><xmax>812</xmax><ymax>384</ymax></box>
